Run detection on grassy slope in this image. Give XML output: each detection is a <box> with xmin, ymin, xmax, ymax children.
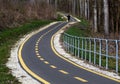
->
<box><xmin>65</xmin><ymin>19</ymin><xmax>90</xmax><ymax>37</ymax></box>
<box><xmin>0</xmin><ymin>20</ymin><xmax>52</xmax><ymax>84</ymax></box>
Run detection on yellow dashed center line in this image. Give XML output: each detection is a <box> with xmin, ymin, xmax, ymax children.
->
<box><xmin>44</xmin><ymin>61</ymin><xmax>49</xmax><ymax>64</ymax></box>
<box><xmin>59</xmin><ymin>70</ymin><xmax>69</xmax><ymax>75</ymax></box>
<box><xmin>50</xmin><ymin>65</ymin><xmax>57</xmax><ymax>69</ymax></box>
<box><xmin>35</xmin><ymin>36</ymin><xmax>89</xmax><ymax>83</ymax></box>
<box><xmin>35</xmin><ymin>47</ymin><xmax>38</xmax><ymax>50</ymax></box>
<box><xmin>37</xmin><ymin>56</ymin><xmax>41</xmax><ymax>58</ymax></box>
<box><xmin>40</xmin><ymin>58</ymin><xmax>44</xmax><ymax>61</ymax></box>
<box><xmin>36</xmin><ymin>42</ymin><xmax>39</xmax><ymax>44</ymax></box>
<box><xmin>36</xmin><ymin>44</ymin><xmax>38</xmax><ymax>46</ymax></box>
<box><xmin>34</xmin><ymin>27</ymin><xmax>89</xmax><ymax>83</ymax></box>
<box><xmin>35</xmin><ymin>51</ymin><xmax>38</xmax><ymax>53</ymax></box>
<box><xmin>35</xmin><ymin>44</ymin><xmax>38</xmax><ymax>47</ymax></box>
<box><xmin>36</xmin><ymin>53</ymin><xmax>40</xmax><ymax>56</ymax></box>
<box><xmin>35</xmin><ymin>49</ymin><xmax>38</xmax><ymax>51</ymax></box>
<box><xmin>37</xmin><ymin>39</ymin><xmax>40</xmax><ymax>42</ymax></box>
<box><xmin>74</xmin><ymin>77</ymin><xmax>88</xmax><ymax>83</ymax></box>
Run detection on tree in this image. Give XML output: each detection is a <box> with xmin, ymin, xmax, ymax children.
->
<box><xmin>47</xmin><ymin>0</ymin><xmax>120</xmax><ymax>39</ymax></box>
<box><xmin>93</xmin><ymin>0</ymin><xmax>97</xmax><ymax>32</ymax></box>
<box><xmin>103</xmin><ymin>0</ymin><xmax>109</xmax><ymax>36</ymax></box>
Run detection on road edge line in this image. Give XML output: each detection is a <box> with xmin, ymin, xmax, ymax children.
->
<box><xmin>17</xmin><ymin>22</ymin><xmax>59</xmax><ymax>84</ymax></box>
<box><xmin>51</xmin><ymin>23</ymin><xmax>120</xmax><ymax>83</ymax></box>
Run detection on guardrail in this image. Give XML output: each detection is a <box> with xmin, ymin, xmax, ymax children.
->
<box><xmin>63</xmin><ymin>33</ymin><xmax>120</xmax><ymax>74</ymax></box>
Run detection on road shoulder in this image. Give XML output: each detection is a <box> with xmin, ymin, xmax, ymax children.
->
<box><xmin>6</xmin><ymin>22</ymin><xmax>58</xmax><ymax>84</ymax></box>
<box><xmin>51</xmin><ymin>22</ymin><xmax>120</xmax><ymax>82</ymax></box>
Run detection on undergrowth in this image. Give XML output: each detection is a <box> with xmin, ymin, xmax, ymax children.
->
<box><xmin>0</xmin><ymin>20</ymin><xmax>52</xmax><ymax>84</ymax></box>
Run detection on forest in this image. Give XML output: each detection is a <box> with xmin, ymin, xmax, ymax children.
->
<box><xmin>48</xmin><ymin>0</ymin><xmax>120</xmax><ymax>39</ymax></box>
<box><xmin>0</xmin><ymin>0</ymin><xmax>120</xmax><ymax>39</ymax></box>
<box><xmin>0</xmin><ymin>0</ymin><xmax>120</xmax><ymax>83</ymax></box>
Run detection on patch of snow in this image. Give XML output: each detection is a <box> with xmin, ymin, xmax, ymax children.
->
<box><xmin>6</xmin><ymin>19</ymin><xmax>120</xmax><ymax>84</ymax></box>
<box><xmin>6</xmin><ymin>22</ymin><xmax>58</xmax><ymax>84</ymax></box>
<box><xmin>53</xmin><ymin>22</ymin><xmax>120</xmax><ymax>80</ymax></box>
<box><xmin>6</xmin><ymin>37</ymin><xmax>40</xmax><ymax>84</ymax></box>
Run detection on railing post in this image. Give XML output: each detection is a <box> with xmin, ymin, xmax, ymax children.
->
<box><xmin>106</xmin><ymin>40</ymin><xmax>108</xmax><ymax>70</ymax></box>
<box><xmin>73</xmin><ymin>36</ymin><xmax>75</xmax><ymax>56</ymax></box>
<box><xmin>70</xmin><ymin>36</ymin><xmax>72</xmax><ymax>53</ymax></box>
<box><xmin>66</xmin><ymin>34</ymin><xmax>68</xmax><ymax>51</ymax></box>
<box><xmin>94</xmin><ymin>38</ymin><xmax>96</xmax><ymax>64</ymax></box>
<box><xmin>75</xmin><ymin>36</ymin><xmax>77</xmax><ymax>57</ymax></box>
<box><xmin>78</xmin><ymin>37</ymin><xmax>80</xmax><ymax>58</ymax></box>
<box><xmin>64</xmin><ymin>34</ymin><xmax>66</xmax><ymax>50</ymax></box>
<box><xmin>85</xmin><ymin>38</ymin><xmax>87</xmax><ymax>60</ymax></box>
<box><xmin>66</xmin><ymin>34</ymin><xmax>67</xmax><ymax>52</ymax></box>
<box><xmin>71</xmin><ymin>36</ymin><xmax>74</xmax><ymax>55</ymax></box>
<box><xmin>68</xmin><ymin>35</ymin><xmax>70</xmax><ymax>53</ymax></box>
<box><xmin>64</xmin><ymin>34</ymin><xmax>67</xmax><ymax>51</ymax></box>
<box><xmin>89</xmin><ymin>38</ymin><xmax>91</xmax><ymax>63</ymax></box>
<box><xmin>81</xmin><ymin>38</ymin><xmax>84</xmax><ymax>59</ymax></box>
<box><xmin>99</xmin><ymin>39</ymin><xmax>102</xmax><ymax>67</ymax></box>
<box><xmin>115</xmin><ymin>40</ymin><xmax>118</xmax><ymax>73</ymax></box>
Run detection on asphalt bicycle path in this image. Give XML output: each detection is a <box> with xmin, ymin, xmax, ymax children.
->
<box><xmin>18</xmin><ymin>21</ymin><xmax>120</xmax><ymax>84</ymax></box>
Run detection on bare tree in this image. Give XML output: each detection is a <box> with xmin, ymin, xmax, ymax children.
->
<box><xmin>85</xmin><ymin>0</ymin><xmax>87</xmax><ymax>18</ymax></box>
<box><xmin>103</xmin><ymin>0</ymin><xmax>109</xmax><ymax>36</ymax></box>
<box><xmin>49</xmin><ymin>0</ymin><xmax>120</xmax><ymax>39</ymax></box>
<box><xmin>55</xmin><ymin>0</ymin><xmax>58</xmax><ymax>10</ymax></box>
<box><xmin>94</xmin><ymin>0</ymin><xmax>97</xmax><ymax>32</ymax></box>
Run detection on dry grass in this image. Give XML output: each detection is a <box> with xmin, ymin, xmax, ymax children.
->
<box><xmin>0</xmin><ymin>0</ymin><xmax>55</xmax><ymax>30</ymax></box>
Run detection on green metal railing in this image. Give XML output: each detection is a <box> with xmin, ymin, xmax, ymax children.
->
<box><xmin>63</xmin><ymin>33</ymin><xmax>120</xmax><ymax>74</ymax></box>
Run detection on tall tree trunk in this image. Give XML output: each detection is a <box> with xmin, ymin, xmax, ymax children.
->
<box><xmin>79</xmin><ymin>0</ymin><xmax>83</xmax><ymax>16</ymax></box>
<box><xmin>116</xmin><ymin>6</ymin><xmax>119</xmax><ymax>39</ymax></box>
<box><xmin>77</xmin><ymin>0</ymin><xmax>80</xmax><ymax>15</ymax></box>
<box><xmin>103</xmin><ymin>0</ymin><xmax>109</xmax><ymax>35</ymax></box>
<box><xmin>46</xmin><ymin>0</ymin><xmax>50</xmax><ymax>4</ymax></box>
<box><xmin>87</xmin><ymin>0</ymin><xmax>90</xmax><ymax>20</ymax></box>
<box><xmin>94</xmin><ymin>0</ymin><xmax>97</xmax><ymax>32</ymax></box>
<box><xmin>72</xmin><ymin>0</ymin><xmax>76</xmax><ymax>15</ymax></box>
<box><xmin>85</xmin><ymin>0</ymin><xmax>87</xmax><ymax>18</ymax></box>
<box><xmin>55</xmin><ymin>0</ymin><xmax>57</xmax><ymax>10</ymax></box>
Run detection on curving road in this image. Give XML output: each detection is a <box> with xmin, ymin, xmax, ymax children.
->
<box><xmin>18</xmin><ymin>21</ymin><xmax>120</xmax><ymax>84</ymax></box>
